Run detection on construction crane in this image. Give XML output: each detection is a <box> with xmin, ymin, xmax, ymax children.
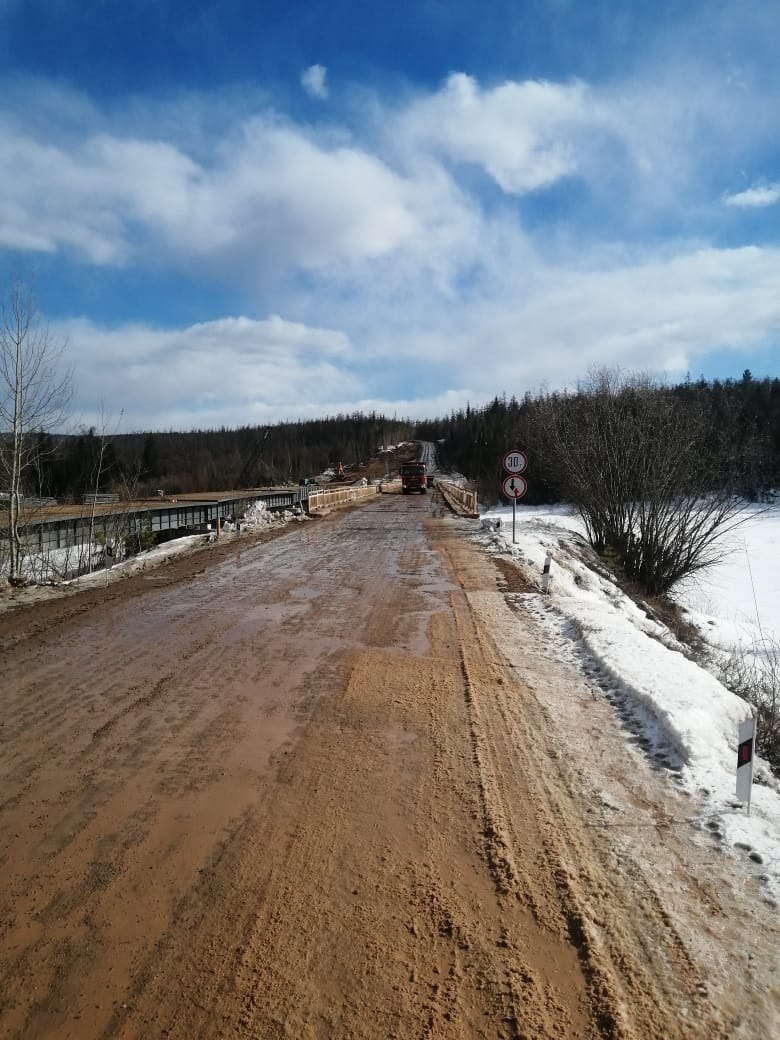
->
<box><xmin>236</xmin><ymin>429</ymin><xmax>271</xmax><ymax>488</ymax></box>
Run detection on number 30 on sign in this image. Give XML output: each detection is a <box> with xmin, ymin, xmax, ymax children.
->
<box><xmin>503</xmin><ymin>450</ymin><xmax>528</xmax><ymax>474</ymax></box>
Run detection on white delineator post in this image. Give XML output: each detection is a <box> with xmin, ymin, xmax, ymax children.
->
<box><xmin>541</xmin><ymin>551</ymin><xmax>553</xmax><ymax>593</ymax></box>
<box><xmin>736</xmin><ymin>717</ymin><xmax>756</xmax><ymax>815</ymax></box>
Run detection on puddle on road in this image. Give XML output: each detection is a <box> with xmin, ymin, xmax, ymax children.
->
<box><xmin>235</xmin><ymin>600</ymin><xmax>309</xmax><ymax>628</ymax></box>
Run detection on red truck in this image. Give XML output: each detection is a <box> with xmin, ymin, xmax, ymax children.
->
<box><xmin>400</xmin><ymin>462</ymin><xmax>428</xmax><ymax>494</ymax></box>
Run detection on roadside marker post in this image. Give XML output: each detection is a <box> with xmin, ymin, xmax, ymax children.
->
<box><xmin>541</xmin><ymin>550</ymin><xmax>553</xmax><ymax>593</ymax></box>
<box><xmin>501</xmin><ymin>450</ymin><xmax>529</xmax><ymax>544</ymax></box>
<box><xmin>736</xmin><ymin>717</ymin><xmax>756</xmax><ymax>815</ymax></box>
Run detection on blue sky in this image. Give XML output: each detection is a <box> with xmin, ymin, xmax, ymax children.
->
<box><xmin>2</xmin><ymin>0</ymin><xmax>780</xmax><ymax>430</ymax></box>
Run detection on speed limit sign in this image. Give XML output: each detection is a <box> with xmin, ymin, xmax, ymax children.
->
<box><xmin>503</xmin><ymin>449</ymin><xmax>528</xmax><ymax>474</ymax></box>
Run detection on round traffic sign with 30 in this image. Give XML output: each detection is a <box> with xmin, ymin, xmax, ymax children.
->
<box><xmin>502</xmin><ymin>450</ymin><xmax>528</xmax><ymax>474</ymax></box>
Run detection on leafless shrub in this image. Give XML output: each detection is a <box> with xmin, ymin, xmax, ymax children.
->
<box><xmin>717</xmin><ymin>640</ymin><xmax>780</xmax><ymax>776</ymax></box>
<box><xmin>526</xmin><ymin>367</ymin><xmax>750</xmax><ymax>595</ymax></box>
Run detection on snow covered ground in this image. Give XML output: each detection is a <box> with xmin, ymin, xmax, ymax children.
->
<box><xmin>674</xmin><ymin>503</ymin><xmax>780</xmax><ymax>662</ymax></box>
<box><xmin>475</xmin><ymin>502</ymin><xmax>780</xmax><ymax>903</ymax></box>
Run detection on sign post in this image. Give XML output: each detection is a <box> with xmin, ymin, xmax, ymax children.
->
<box><xmin>502</xmin><ymin>451</ymin><xmax>528</xmax><ymax>543</ymax></box>
<box><xmin>736</xmin><ymin>717</ymin><xmax>756</xmax><ymax>814</ymax></box>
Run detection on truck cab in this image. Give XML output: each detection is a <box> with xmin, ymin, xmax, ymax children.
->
<box><xmin>400</xmin><ymin>462</ymin><xmax>428</xmax><ymax>494</ymax></box>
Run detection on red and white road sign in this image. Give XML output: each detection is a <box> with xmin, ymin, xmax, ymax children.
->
<box><xmin>502</xmin><ymin>474</ymin><xmax>527</xmax><ymax>499</ymax></box>
<box><xmin>503</xmin><ymin>449</ymin><xmax>528</xmax><ymax>474</ymax></box>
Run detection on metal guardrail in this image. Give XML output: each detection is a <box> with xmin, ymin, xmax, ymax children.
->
<box><xmin>307</xmin><ymin>484</ymin><xmax>380</xmax><ymax>513</ymax></box>
<box><xmin>12</xmin><ymin>483</ymin><xmax>385</xmax><ymax>553</ymax></box>
<box><xmin>435</xmin><ymin>479</ymin><xmax>478</xmax><ymax>517</ymax></box>
<box><xmin>83</xmin><ymin>493</ymin><xmax>120</xmax><ymax>505</ymax></box>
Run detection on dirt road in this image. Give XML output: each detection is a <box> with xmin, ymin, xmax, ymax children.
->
<box><xmin>0</xmin><ymin>493</ymin><xmax>777</xmax><ymax>1039</ymax></box>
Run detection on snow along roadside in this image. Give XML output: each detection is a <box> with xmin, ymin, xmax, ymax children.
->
<box><xmin>0</xmin><ymin>501</ymin><xmax>306</xmax><ymax>612</ymax></box>
<box><xmin>475</xmin><ymin>504</ymin><xmax>780</xmax><ymax>904</ymax></box>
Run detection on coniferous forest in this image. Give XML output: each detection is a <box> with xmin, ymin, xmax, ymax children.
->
<box><xmin>22</xmin><ymin>372</ymin><xmax>780</xmax><ymax>504</ymax></box>
<box><xmin>34</xmin><ymin>413</ymin><xmax>416</xmax><ymax>501</ymax></box>
<box><xmin>417</xmin><ymin>371</ymin><xmax>780</xmax><ymax>505</ymax></box>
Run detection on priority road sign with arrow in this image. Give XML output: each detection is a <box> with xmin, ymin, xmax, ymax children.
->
<box><xmin>502</xmin><ymin>475</ymin><xmax>527</xmax><ymax>500</ymax></box>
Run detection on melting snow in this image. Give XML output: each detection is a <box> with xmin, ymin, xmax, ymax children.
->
<box><xmin>477</xmin><ymin>502</ymin><xmax>780</xmax><ymax>901</ymax></box>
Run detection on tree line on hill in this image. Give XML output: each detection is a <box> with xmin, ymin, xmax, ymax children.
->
<box><xmin>18</xmin><ymin>369</ymin><xmax>780</xmax><ymax>514</ymax></box>
<box><xmin>418</xmin><ymin>368</ymin><xmax>780</xmax><ymax>507</ymax></box>
<box><xmin>31</xmin><ymin>413</ymin><xmax>416</xmax><ymax>501</ymax></box>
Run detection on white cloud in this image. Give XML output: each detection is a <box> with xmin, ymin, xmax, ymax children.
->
<box><xmin>386</xmin><ymin>66</ymin><xmax>759</xmax><ymax>217</ymax></box>
<box><xmin>0</xmin><ymin>111</ymin><xmax>437</xmax><ymax>271</ymax></box>
<box><xmin>54</xmin><ymin>243</ymin><xmax>780</xmax><ymax>430</ymax></box>
<box><xmin>394</xmin><ymin>73</ymin><xmax>589</xmax><ymax>194</ymax></box>
<box><xmin>4</xmin><ymin>62</ymin><xmax>780</xmax><ymax>429</ymax></box>
<box><xmin>301</xmin><ymin>64</ymin><xmax>328</xmax><ymax>100</ymax></box>
<box><xmin>292</xmin><ymin>237</ymin><xmax>780</xmax><ymax>410</ymax></box>
<box><xmin>59</xmin><ymin>314</ymin><xmax>358</xmax><ymax>429</ymax></box>
<box><xmin>223</xmin><ymin>118</ymin><xmax>422</xmax><ymax>266</ymax></box>
<box><xmin>475</xmin><ymin>245</ymin><xmax>780</xmax><ymax>389</ymax></box>
<box><xmin>0</xmin><ymin>63</ymin><xmax>773</xmax><ymax>282</ymax></box>
<box><xmin>723</xmin><ymin>181</ymin><xmax>780</xmax><ymax>208</ymax></box>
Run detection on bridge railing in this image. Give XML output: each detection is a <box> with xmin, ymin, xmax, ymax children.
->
<box><xmin>435</xmin><ymin>479</ymin><xmax>478</xmax><ymax>517</ymax></box>
<box><xmin>306</xmin><ymin>484</ymin><xmax>380</xmax><ymax>513</ymax></box>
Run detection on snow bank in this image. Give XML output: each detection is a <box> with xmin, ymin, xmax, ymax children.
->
<box><xmin>231</xmin><ymin>500</ymin><xmax>305</xmax><ymax>532</ymax></box>
<box><xmin>60</xmin><ymin>535</ymin><xmax>215</xmax><ymax>589</ymax></box>
<box><xmin>478</xmin><ymin>503</ymin><xmax>780</xmax><ymax>900</ymax></box>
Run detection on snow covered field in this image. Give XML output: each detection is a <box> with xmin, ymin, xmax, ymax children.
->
<box><xmin>476</xmin><ymin>501</ymin><xmax>780</xmax><ymax>902</ymax></box>
<box><xmin>674</xmin><ymin>503</ymin><xmax>780</xmax><ymax>661</ymax></box>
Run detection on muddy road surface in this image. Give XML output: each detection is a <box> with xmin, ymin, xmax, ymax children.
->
<box><xmin>0</xmin><ymin>493</ymin><xmax>777</xmax><ymax>1039</ymax></box>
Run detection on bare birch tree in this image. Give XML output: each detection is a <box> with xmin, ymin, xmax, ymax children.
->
<box><xmin>82</xmin><ymin>405</ymin><xmax>120</xmax><ymax>574</ymax></box>
<box><xmin>0</xmin><ymin>278</ymin><xmax>71</xmax><ymax>585</ymax></box>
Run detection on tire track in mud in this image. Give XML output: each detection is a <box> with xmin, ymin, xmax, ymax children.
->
<box><xmin>441</xmin><ymin>538</ymin><xmax>727</xmax><ymax>1040</ymax></box>
<box><xmin>113</xmin><ymin>646</ymin><xmax>560</xmax><ymax>1040</ymax></box>
<box><xmin>0</xmin><ymin>543</ymin><xmax>330</xmax><ymax>1037</ymax></box>
<box><xmin>77</xmin><ymin>503</ymin><xmax>594</xmax><ymax>1040</ymax></box>
<box><xmin>0</xmin><ymin>502</ymin><xmax>435</xmax><ymax>1038</ymax></box>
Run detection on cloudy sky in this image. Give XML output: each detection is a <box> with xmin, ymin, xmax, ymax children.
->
<box><xmin>2</xmin><ymin>0</ymin><xmax>780</xmax><ymax>431</ymax></box>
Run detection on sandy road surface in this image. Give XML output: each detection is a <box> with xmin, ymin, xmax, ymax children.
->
<box><xmin>0</xmin><ymin>492</ymin><xmax>777</xmax><ymax>1039</ymax></box>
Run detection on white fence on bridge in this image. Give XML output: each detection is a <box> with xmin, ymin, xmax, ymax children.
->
<box><xmin>306</xmin><ymin>483</ymin><xmax>381</xmax><ymax>513</ymax></box>
<box><xmin>435</xmin><ymin>479</ymin><xmax>478</xmax><ymax>517</ymax></box>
